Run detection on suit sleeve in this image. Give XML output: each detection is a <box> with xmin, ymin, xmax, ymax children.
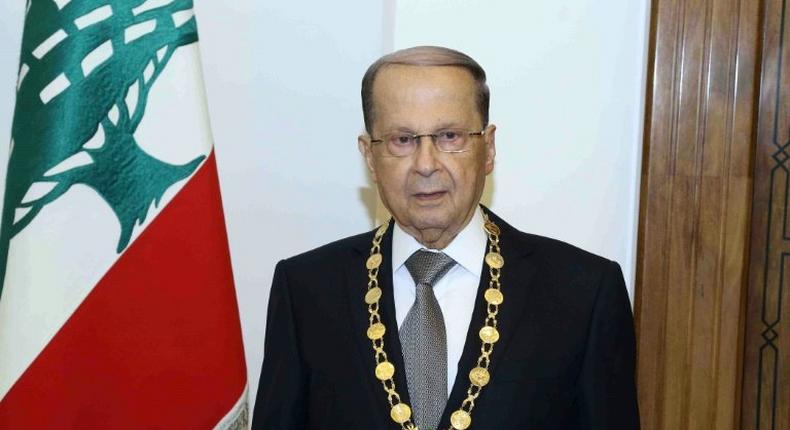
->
<box><xmin>251</xmin><ymin>260</ymin><xmax>308</xmax><ymax>430</ymax></box>
<box><xmin>574</xmin><ymin>261</ymin><xmax>640</xmax><ymax>429</ymax></box>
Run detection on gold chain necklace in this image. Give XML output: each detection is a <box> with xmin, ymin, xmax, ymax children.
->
<box><xmin>363</xmin><ymin>213</ymin><xmax>505</xmax><ymax>430</ymax></box>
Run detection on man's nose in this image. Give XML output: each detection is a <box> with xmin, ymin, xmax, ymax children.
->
<box><xmin>412</xmin><ymin>135</ymin><xmax>441</xmax><ymax>176</ymax></box>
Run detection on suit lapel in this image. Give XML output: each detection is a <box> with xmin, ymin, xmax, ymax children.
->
<box><xmin>439</xmin><ymin>209</ymin><xmax>538</xmax><ymax>428</ymax></box>
<box><xmin>480</xmin><ymin>210</ymin><xmax>538</xmax><ymax>379</ymax></box>
<box><xmin>376</xmin><ymin>224</ymin><xmax>413</xmax><ymax>406</ymax></box>
<box><xmin>344</xmin><ymin>222</ymin><xmax>409</xmax><ymax>428</ymax></box>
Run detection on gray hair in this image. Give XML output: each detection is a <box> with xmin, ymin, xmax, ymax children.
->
<box><xmin>361</xmin><ymin>46</ymin><xmax>490</xmax><ymax>134</ymax></box>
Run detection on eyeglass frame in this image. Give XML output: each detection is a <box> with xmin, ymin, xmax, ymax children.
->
<box><xmin>369</xmin><ymin>127</ymin><xmax>487</xmax><ymax>157</ymax></box>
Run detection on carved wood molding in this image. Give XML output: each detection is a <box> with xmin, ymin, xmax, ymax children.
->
<box><xmin>742</xmin><ymin>1</ymin><xmax>790</xmax><ymax>428</ymax></box>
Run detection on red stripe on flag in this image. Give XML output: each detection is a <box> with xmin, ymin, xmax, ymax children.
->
<box><xmin>0</xmin><ymin>152</ymin><xmax>247</xmax><ymax>429</ymax></box>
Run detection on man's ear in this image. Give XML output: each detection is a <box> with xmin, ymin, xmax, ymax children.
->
<box><xmin>483</xmin><ymin>124</ymin><xmax>497</xmax><ymax>174</ymax></box>
<box><xmin>358</xmin><ymin>134</ymin><xmax>378</xmax><ymax>182</ymax></box>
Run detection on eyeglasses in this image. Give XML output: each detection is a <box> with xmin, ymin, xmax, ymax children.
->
<box><xmin>370</xmin><ymin>128</ymin><xmax>485</xmax><ymax>157</ymax></box>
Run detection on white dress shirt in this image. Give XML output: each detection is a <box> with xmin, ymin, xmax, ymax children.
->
<box><xmin>392</xmin><ymin>207</ymin><xmax>487</xmax><ymax>394</ymax></box>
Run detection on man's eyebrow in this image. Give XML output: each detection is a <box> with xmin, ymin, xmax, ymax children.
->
<box><xmin>433</xmin><ymin>122</ymin><xmax>462</xmax><ymax>131</ymax></box>
<box><xmin>388</xmin><ymin>122</ymin><xmax>462</xmax><ymax>133</ymax></box>
<box><xmin>379</xmin><ymin>126</ymin><xmax>417</xmax><ymax>134</ymax></box>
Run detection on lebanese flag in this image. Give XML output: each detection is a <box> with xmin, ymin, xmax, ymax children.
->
<box><xmin>0</xmin><ymin>1</ymin><xmax>248</xmax><ymax>428</ymax></box>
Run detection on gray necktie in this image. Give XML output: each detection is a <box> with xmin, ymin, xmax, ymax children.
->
<box><xmin>400</xmin><ymin>250</ymin><xmax>456</xmax><ymax>430</ymax></box>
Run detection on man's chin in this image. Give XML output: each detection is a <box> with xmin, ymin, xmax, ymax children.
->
<box><xmin>407</xmin><ymin>209</ymin><xmax>452</xmax><ymax>232</ymax></box>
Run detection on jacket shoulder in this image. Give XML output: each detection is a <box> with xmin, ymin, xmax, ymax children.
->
<box><xmin>279</xmin><ymin>228</ymin><xmax>374</xmax><ymax>269</ymax></box>
<box><xmin>486</xmin><ymin>208</ymin><xmax>614</xmax><ymax>271</ymax></box>
<box><xmin>521</xmin><ymin>231</ymin><xmax>613</xmax><ymax>269</ymax></box>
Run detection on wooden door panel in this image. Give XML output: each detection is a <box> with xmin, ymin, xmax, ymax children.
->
<box><xmin>636</xmin><ymin>0</ymin><xmax>761</xmax><ymax>428</ymax></box>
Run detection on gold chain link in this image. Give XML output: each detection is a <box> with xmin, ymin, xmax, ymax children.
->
<box><xmin>363</xmin><ymin>214</ymin><xmax>505</xmax><ymax>430</ymax></box>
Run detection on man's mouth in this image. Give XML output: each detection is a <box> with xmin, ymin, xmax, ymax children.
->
<box><xmin>413</xmin><ymin>191</ymin><xmax>447</xmax><ymax>201</ymax></box>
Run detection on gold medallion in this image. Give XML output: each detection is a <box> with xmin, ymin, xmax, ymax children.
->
<box><xmin>469</xmin><ymin>367</ymin><xmax>491</xmax><ymax>387</ymax></box>
<box><xmin>390</xmin><ymin>403</ymin><xmax>412</xmax><ymax>424</ymax></box>
<box><xmin>366</xmin><ymin>253</ymin><xmax>383</xmax><ymax>270</ymax></box>
<box><xmin>450</xmin><ymin>410</ymin><xmax>472</xmax><ymax>429</ymax></box>
<box><xmin>375</xmin><ymin>361</ymin><xmax>395</xmax><ymax>381</ymax></box>
<box><xmin>484</xmin><ymin>288</ymin><xmax>504</xmax><ymax>305</ymax></box>
<box><xmin>365</xmin><ymin>287</ymin><xmax>383</xmax><ymax>304</ymax></box>
<box><xmin>483</xmin><ymin>221</ymin><xmax>500</xmax><ymax>236</ymax></box>
<box><xmin>485</xmin><ymin>252</ymin><xmax>504</xmax><ymax>269</ymax></box>
<box><xmin>367</xmin><ymin>322</ymin><xmax>386</xmax><ymax>340</ymax></box>
<box><xmin>479</xmin><ymin>326</ymin><xmax>500</xmax><ymax>343</ymax></box>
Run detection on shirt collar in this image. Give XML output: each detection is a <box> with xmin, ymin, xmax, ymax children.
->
<box><xmin>392</xmin><ymin>207</ymin><xmax>487</xmax><ymax>277</ymax></box>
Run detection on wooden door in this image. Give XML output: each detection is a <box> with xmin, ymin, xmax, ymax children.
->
<box><xmin>636</xmin><ymin>0</ymin><xmax>790</xmax><ymax>427</ymax></box>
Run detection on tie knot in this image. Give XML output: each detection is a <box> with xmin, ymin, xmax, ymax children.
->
<box><xmin>404</xmin><ymin>250</ymin><xmax>456</xmax><ymax>287</ymax></box>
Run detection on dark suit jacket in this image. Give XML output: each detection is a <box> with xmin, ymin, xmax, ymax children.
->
<box><xmin>252</xmin><ymin>209</ymin><xmax>640</xmax><ymax>429</ymax></box>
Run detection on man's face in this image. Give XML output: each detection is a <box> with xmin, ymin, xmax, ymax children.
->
<box><xmin>359</xmin><ymin>65</ymin><xmax>496</xmax><ymax>247</ymax></box>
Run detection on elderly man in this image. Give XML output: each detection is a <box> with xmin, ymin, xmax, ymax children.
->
<box><xmin>252</xmin><ymin>46</ymin><xmax>639</xmax><ymax>430</ymax></box>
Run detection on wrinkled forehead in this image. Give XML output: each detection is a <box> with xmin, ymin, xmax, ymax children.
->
<box><xmin>372</xmin><ymin>64</ymin><xmax>477</xmax><ymax>99</ymax></box>
<box><xmin>370</xmin><ymin>65</ymin><xmax>480</xmax><ymax>129</ymax></box>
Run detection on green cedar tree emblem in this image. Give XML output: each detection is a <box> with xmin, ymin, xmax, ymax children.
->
<box><xmin>0</xmin><ymin>0</ymin><xmax>206</xmax><ymax>290</ymax></box>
